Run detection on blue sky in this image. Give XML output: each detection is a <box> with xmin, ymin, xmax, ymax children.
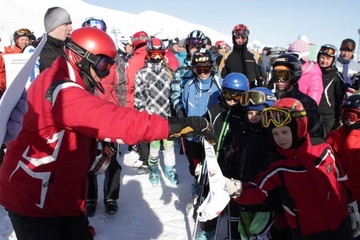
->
<box><xmin>85</xmin><ymin>0</ymin><xmax>359</xmax><ymax>52</ymax></box>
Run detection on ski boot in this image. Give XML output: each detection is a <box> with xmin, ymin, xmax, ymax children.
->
<box><xmin>164</xmin><ymin>165</ymin><xmax>178</xmax><ymax>185</ymax></box>
<box><xmin>149</xmin><ymin>165</ymin><xmax>159</xmax><ymax>186</ymax></box>
<box><xmin>191</xmin><ymin>179</ymin><xmax>200</xmax><ymax>199</ymax></box>
<box><xmin>196</xmin><ymin>230</ymin><xmax>215</xmax><ymax>240</ymax></box>
<box><xmin>105</xmin><ymin>199</ymin><xmax>118</xmax><ymax>214</ymax></box>
<box><xmin>136</xmin><ymin>164</ymin><xmax>150</xmax><ymax>175</ymax></box>
<box><xmin>86</xmin><ymin>199</ymin><xmax>97</xmax><ymax>217</ymax></box>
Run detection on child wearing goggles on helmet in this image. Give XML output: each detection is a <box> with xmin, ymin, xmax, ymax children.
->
<box><xmin>134</xmin><ymin>38</ymin><xmax>178</xmax><ymax>187</ymax></box>
<box><xmin>224</xmin><ymin>97</ymin><xmax>358</xmax><ymax>239</ymax></box>
<box><xmin>224</xmin><ymin>87</ymin><xmax>277</xmax><ymax>240</ymax></box>
<box><xmin>316</xmin><ymin>44</ymin><xmax>346</xmax><ymax>134</ymax></box>
<box><xmin>268</xmin><ymin>53</ymin><xmax>326</xmax><ymax>139</ymax></box>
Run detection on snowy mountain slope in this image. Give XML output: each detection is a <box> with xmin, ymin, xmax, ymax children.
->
<box><xmin>0</xmin><ymin>0</ymin><xmax>232</xmax><ymax>50</ymax></box>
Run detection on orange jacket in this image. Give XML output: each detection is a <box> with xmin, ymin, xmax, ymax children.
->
<box><xmin>0</xmin><ymin>45</ymin><xmax>23</xmax><ymax>95</ymax></box>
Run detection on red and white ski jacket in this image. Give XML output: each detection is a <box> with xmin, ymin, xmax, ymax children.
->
<box><xmin>234</xmin><ymin>134</ymin><xmax>352</xmax><ymax>235</ymax></box>
<box><xmin>0</xmin><ymin>56</ymin><xmax>169</xmax><ymax>217</ymax></box>
<box><xmin>327</xmin><ymin>126</ymin><xmax>360</xmax><ymax>206</ymax></box>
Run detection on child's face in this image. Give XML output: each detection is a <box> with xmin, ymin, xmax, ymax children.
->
<box><xmin>276</xmin><ymin>80</ymin><xmax>290</xmax><ymax>91</ymax></box>
<box><xmin>247</xmin><ymin>110</ymin><xmax>261</xmax><ymax>124</ymax></box>
<box><xmin>225</xmin><ymin>99</ymin><xmax>239</xmax><ymax>107</ymax></box>
<box><xmin>343</xmin><ymin>109</ymin><xmax>360</xmax><ymax>126</ymax></box>
<box><xmin>271</xmin><ymin>125</ymin><xmax>292</xmax><ymax>149</ymax></box>
<box><xmin>194</xmin><ymin>66</ymin><xmax>212</xmax><ymax>80</ymax></box>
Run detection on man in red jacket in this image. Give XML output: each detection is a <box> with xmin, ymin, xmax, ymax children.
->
<box><xmin>0</xmin><ymin>27</ymin><xmax>216</xmax><ymax>240</ymax></box>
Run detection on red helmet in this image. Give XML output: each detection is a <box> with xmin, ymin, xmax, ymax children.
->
<box><xmin>64</xmin><ymin>27</ymin><xmax>116</xmax><ymax>92</ymax></box>
<box><xmin>131</xmin><ymin>31</ymin><xmax>149</xmax><ymax>49</ymax></box>
<box><xmin>65</xmin><ymin>27</ymin><xmax>116</xmax><ymax>70</ymax></box>
<box><xmin>262</xmin><ymin>98</ymin><xmax>308</xmax><ymax>139</ymax></box>
<box><xmin>146</xmin><ymin>37</ymin><xmax>165</xmax><ymax>52</ymax></box>
<box><xmin>232</xmin><ymin>24</ymin><xmax>250</xmax><ymax>38</ymax></box>
<box><xmin>215</xmin><ymin>40</ymin><xmax>226</xmax><ymax>49</ymax></box>
<box><xmin>146</xmin><ymin>38</ymin><xmax>165</xmax><ymax>63</ymax></box>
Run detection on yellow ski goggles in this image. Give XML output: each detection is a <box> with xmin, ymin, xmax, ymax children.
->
<box><xmin>261</xmin><ymin>108</ymin><xmax>306</xmax><ymax>128</ymax></box>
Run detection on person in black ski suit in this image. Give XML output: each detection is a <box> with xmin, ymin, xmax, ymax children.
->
<box><xmin>317</xmin><ymin>44</ymin><xmax>346</xmax><ymax>134</ymax></box>
<box><xmin>221</xmin><ymin>24</ymin><xmax>263</xmax><ymax>88</ymax></box>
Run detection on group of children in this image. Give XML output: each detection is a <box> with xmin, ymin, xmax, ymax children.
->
<box><xmin>131</xmin><ymin>31</ymin><xmax>360</xmax><ymax>239</ymax></box>
<box><xmin>221</xmin><ymin>58</ymin><xmax>360</xmax><ymax>240</ymax></box>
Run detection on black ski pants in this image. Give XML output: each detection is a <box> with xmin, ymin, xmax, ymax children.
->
<box><xmin>8</xmin><ymin>210</ymin><xmax>93</xmax><ymax>240</ymax></box>
<box><xmin>88</xmin><ymin>143</ymin><xmax>122</xmax><ymax>203</ymax></box>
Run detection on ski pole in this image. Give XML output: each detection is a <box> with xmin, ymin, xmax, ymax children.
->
<box><xmin>228</xmin><ymin>202</ymin><xmax>232</xmax><ymax>240</ymax></box>
<box><xmin>192</xmin><ymin>155</ymin><xmax>208</xmax><ymax>239</ymax></box>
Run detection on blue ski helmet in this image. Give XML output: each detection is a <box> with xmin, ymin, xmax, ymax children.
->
<box><xmin>221</xmin><ymin>72</ymin><xmax>250</xmax><ymax>93</ymax></box>
<box><xmin>244</xmin><ymin>87</ymin><xmax>277</xmax><ymax>112</ymax></box>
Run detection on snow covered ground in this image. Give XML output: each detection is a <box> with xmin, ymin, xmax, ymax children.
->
<box><xmin>0</xmin><ymin>143</ymin><xmax>228</xmax><ymax>240</ymax></box>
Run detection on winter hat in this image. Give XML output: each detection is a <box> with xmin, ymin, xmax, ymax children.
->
<box><xmin>178</xmin><ymin>39</ymin><xmax>186</xmax><ymax>48</ymax></box>
<box><xmin>288</xmin><ymin>39</ymin><xmax>310</xmax><ymax>62</ymax></box>
<box><xmin>44</xmin><ymin>7</ymin><xmax>72</xmax><ymax>33</ymax></box>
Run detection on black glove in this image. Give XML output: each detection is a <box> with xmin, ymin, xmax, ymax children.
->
<box><xmin>168</xmin><ymin>116</ymin><xmax>217</xmax><ymax>144</ymax></box>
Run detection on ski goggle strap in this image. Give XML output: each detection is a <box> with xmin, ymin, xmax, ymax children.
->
<box><xmin>261</xmin><ymin>108</ymin><xmax>306</xmax><ymax>128</ymax></box>
<box><xmin>64</xmin><ymin>37</ymin><xmax>115</xmax><ymax>78</ymax></box>
<box><xmin>240</xmin><ymin>90</ymin><xmax>266</xmax><ymax>106</ymax></box>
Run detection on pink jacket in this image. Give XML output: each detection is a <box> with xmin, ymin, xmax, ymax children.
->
<box><xmin>298</xmin><ymin>61</ymin><xmax>323</xmax><ymax>105</ymax></box>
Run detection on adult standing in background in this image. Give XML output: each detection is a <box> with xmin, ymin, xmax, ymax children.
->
<box><xmin>24</xmin><ymin>7</ymin><xmax>73</xmax><ymax>85</ymax></box>
<box><xmin>335</xmin><ymin>38</ymin><xmax>360</xmax><ymax>86</ymax></box>
<box><xmin>0</xmin><ymin>28</ymin><xmax>32</xmax><ymax>97</ymax></box>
